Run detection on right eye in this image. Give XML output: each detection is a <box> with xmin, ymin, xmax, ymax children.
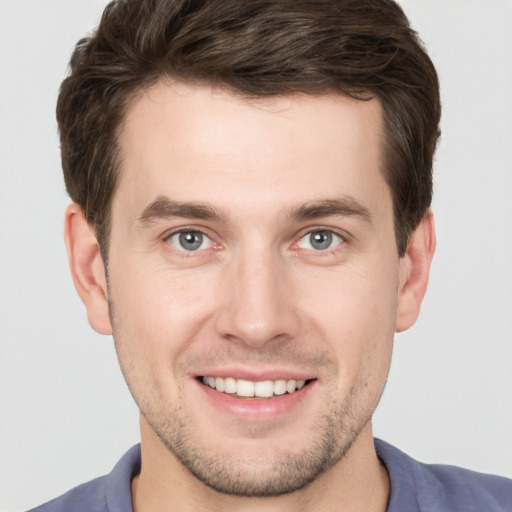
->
<box><xmin>166</xmin><ymin>230</ymin><xmax>213</xmax><ymax>252</ymax></box>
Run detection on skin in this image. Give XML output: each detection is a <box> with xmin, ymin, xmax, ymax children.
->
<box><xmin>65</xmin><ymin>81</ymin><xmax>435</xmax><ymax>512</ymax></box>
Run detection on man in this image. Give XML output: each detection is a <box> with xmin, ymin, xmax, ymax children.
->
<box><xmin>29</xmin><ymin>0</ymin><xmax>512</xmax><ymax>511</ymax></box>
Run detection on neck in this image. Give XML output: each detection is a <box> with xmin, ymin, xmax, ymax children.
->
<box><xmin>131</xmin><ymin>419</ymin><xmax>389</xmax><ymax>512</ymax></box>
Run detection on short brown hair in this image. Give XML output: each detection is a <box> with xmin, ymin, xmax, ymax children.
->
<box><xmin>57</xmin><ymin>0</ymin><xmax>440</xmax><ymax>256</ymax></box>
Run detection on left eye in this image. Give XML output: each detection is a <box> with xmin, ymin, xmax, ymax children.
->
<box><xmin>167</xmin><ymin>230</ymin><xmax>213</xmax><ymax>252</ymax></box>
<box><xmin>297</xmin><ymin>230</ymin><xmax>343</xmax><ymax>251</ymax></box>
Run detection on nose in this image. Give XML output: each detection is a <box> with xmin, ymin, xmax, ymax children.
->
<box><xmin>214</xmin><ymin>247</ymin><xmax>300</xmax><ymax>348</ymax></box>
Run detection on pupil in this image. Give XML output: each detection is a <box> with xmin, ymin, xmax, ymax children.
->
<box><xmin>179</xmin><ymin>231</ymin><xmax>202</xmax><ymax>250</ymax></box>
<box><xmin>310</xmin><ymin>231</ymin><xmax>332</xmax><ymax>250</ymax></box>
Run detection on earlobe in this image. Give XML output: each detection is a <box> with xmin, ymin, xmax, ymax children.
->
<box><xmin>395</xmin><ymin>210</ymin><xmax>436</xmax><ymax>333</ymax></box>
<box><xmin>64</xmin><ymin>203</ymin><xmax>113</xmax><ymax>335</ymax></box>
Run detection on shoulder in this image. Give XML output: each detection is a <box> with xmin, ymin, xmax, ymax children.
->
<box><xmin>424</xmin><ymin>461</ymin><xmax>512</xmax><ymax>511</ymax></box>
<box><xmin>26</xmin><ymin>445</ymin><xmax>141</xmax><ymax>512</ymax></box>
<box><xmin>375</xmin><ymin>438</ymin><xmax>512</xmax><ymax>512</ymax></box>
<box><xmin>27</xmin><ymin>476</ymin><xmax>108</xmax><ymax>512</ymax></box>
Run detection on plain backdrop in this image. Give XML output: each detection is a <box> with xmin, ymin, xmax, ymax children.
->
<box><xmin>1</xmin><ymin>1</ymin><xmax>511</xmax><ymax>511</ymax></box>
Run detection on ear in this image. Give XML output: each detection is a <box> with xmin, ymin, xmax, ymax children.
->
<box><xmin>395</xmin><ymin>210</ymin><xmax>436</xmax><ymax>333</ymax></box>
<box><xmin>64</xmin><ymin>203</ymin><xmax>112</xmax><ymax>335</ymax></box>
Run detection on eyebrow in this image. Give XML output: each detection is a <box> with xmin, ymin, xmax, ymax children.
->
<box><xmin>137</xmin><ymin>196</ymin><xmax>226</xmax><ymax>225</ymax></box>
<box><xmin>287</xmin><ymin>197</ymin><xmax>373</xmax><ymax>224</ymax></box>
<box><xmin>136</xmin><ymin>195</ymin><xmax>372</xmax><ymax>226</ymax></box>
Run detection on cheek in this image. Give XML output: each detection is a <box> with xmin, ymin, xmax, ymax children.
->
<box><xmin>296</xmin><ymin>262</ymin><xmax>398</xmax><ymax>377</ymax></box>
<box><xmin>108</xmin><ymin>266</ymin><xmax>218</xmax><ymax>404</ymax></box>
<box><xmin>108</xmin><ymin>257</ymin><xmax>224</xmax><ymax>363</ymax></box>
<box><xmin>297</xmin><ymin>259</ymin><xmax>399</xmax><ymax>328</ymax></box>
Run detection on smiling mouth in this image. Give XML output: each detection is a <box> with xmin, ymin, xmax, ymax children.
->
<box><xmin>200</xmin><ymin>376</ymin><xmax>314</xmax><ymax>398</ymax></box>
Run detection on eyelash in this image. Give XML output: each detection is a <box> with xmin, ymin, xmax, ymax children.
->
<box><xmin>163</xmin><ymin>226</ymin><xmax>346</xmax><ymax>257</ymax></box>
<box><xmin>295</xmin><ymin>229</ymin><xmax>344</xmax><ymax>252</ymax></box>
<box><xmin>164</xmin><ymin>228</ymin><xmax>217</xmax><ymax>256</ymax></box>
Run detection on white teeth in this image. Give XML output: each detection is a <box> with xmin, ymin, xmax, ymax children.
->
<box><xmin>236</xmin><ymin>379</ymin><xmax>255</xmax><ymax>397</ymax></box>
<box><xmin>224</xmin><ymin>377</ymin><xmax>237</xmax><ymax>394</ymax></box>
<box><xmin>215</xmin><ymin>377</ymin><xmax>225</xmax><ymax>392</ymax></box>
<box><xmin>201</xmin><ymin>376</ymin><xmax>309</xmax><ymax>398</ymax></box>
<box><xmin>254</xmin><ymin>380</ymin><xmax>273</xmax><ymax>398</ymax></box>
<box><xmin>273</xmin><ymin>379</ymin><xmax>287</xmax><ymax>395</ymax></box>
<box><xmin>286</xmin><ymin>380</ymin><xmax>297</xmax><ymax>393</ymax></box>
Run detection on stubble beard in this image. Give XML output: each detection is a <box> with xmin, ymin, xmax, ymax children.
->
<box><xmin>109</xmin><ymin>301</ymin><xmax>385</xmax><ymax>497</ymax></box>
<box><xmin>139</xmin><ymin>383</ymin><xmax>372</xmax><ymax>497</ymax></box>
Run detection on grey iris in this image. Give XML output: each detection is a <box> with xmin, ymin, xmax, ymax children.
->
<box><xmin>310</xmin><ymin>231</ymin><xmax>332</xmax><ymax>250</ymax></box>
<box><xmin>179</xmin><ymin>231</ymin><xmax>203</xmax><ymax>251</ymax></box>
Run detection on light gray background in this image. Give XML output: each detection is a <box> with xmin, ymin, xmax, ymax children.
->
<box><xmin>1</xmin><ymin>1</ymin><xmax>511</xmax><ymax>511</ymax></box>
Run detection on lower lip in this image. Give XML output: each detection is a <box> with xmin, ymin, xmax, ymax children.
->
<box><xmin>195</xmin><ymin>379</ymin><xmax>315</xmax><ymax>419</ymax></box>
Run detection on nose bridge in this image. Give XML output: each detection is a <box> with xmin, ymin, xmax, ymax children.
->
<box><xmin>216</xmin><ymin>241</ymin><xmax>297</xmax><ymax>347</ymax></box>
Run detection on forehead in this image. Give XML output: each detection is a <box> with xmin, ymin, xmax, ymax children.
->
<box><xmin>113</xmin><ymin>81</ymin><xmax>388</xmax><ymax>223</ymax></box>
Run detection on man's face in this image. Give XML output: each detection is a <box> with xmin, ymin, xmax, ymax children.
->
<box><xmin>105</xmin><ymin>82</ymin><xmax>403</xmax><ymax>495</ymax></box>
